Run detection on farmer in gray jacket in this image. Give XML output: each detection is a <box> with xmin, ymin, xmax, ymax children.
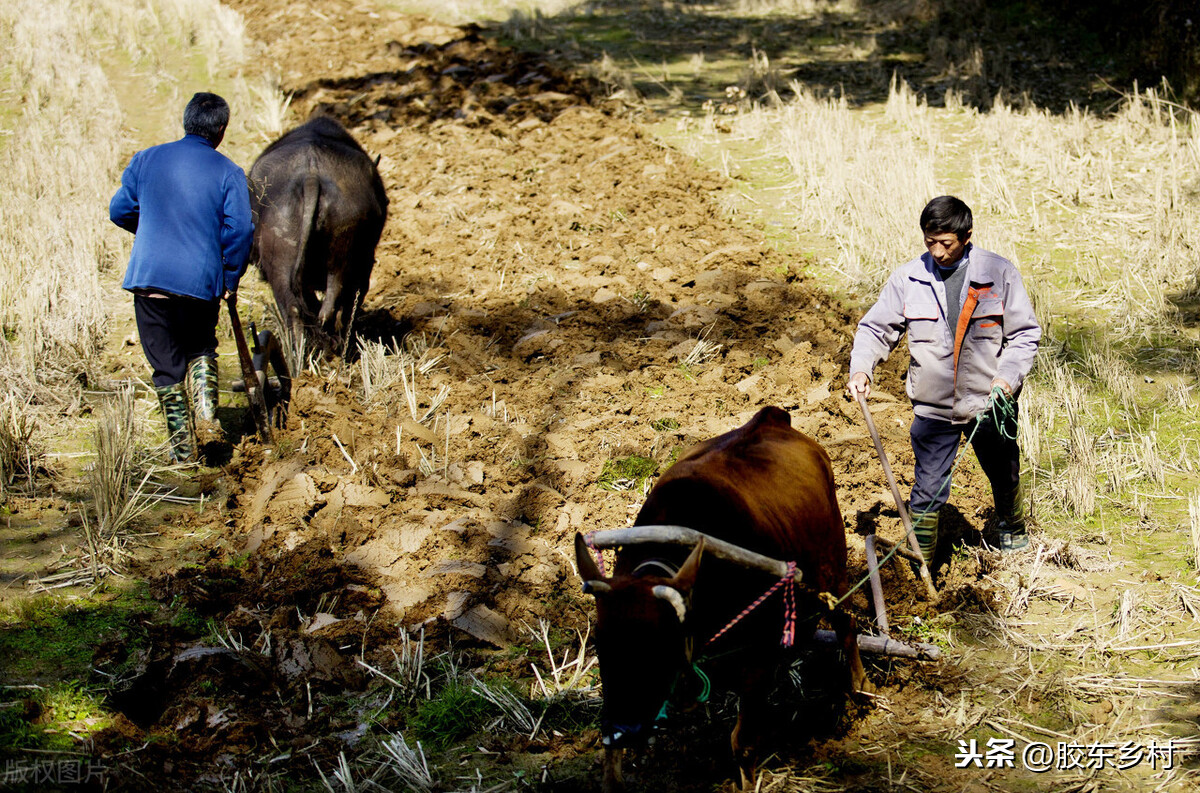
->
<box><xmin>847</xmin><ymin>196</ymin><xmax>1041</xmax><ymax>561</ymax></box>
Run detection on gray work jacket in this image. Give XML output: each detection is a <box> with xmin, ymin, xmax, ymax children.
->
<box><xmin>848</xmin><ymin>245</ymin><xmax>1041</xmax><ymax>423</ymax></box>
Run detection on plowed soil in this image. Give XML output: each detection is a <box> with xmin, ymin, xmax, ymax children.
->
<box><xmin>94</xmin><ymin>1</ymin><xmax>1006</xmax><ymax>789</ymax></box>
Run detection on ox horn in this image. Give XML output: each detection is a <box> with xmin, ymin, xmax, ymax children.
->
<box><xmin>652</xmin><ymin>585</ymin><xmax>687</xmax><ymax>623</ymax></box>
<box><xmin>582</xmin><ymin>580</ymin><xmax>612</xmax><ymax>595</ymax></box>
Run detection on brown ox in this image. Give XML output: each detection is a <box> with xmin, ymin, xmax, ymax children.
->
<box><xmin>575</xmin><ymin>406</ymin><xmax>869</xmax><ymax>792</ymax></box>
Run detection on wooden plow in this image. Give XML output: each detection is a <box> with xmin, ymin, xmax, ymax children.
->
<box><xmin>226</xmin><ymin>295</ymin><xmax>292</xmax><ymax>443</ymax></box>
<box><xmin>587</xmin><ymin>525</ymin><xmax>940</xmax><ymax>661</ymax></box>
<box><xmin>854</xmin><ymin>390</ymin><xmax>939</xmax><ymax>645</ymax></box>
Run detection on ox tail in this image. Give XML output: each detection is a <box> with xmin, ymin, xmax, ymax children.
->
<box><xmin>290</xmin><ymin>173</ymin><xmax>320</xmax><ymax>313</ymax></box>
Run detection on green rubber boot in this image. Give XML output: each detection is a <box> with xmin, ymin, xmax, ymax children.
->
<box><xmin>187</xmin><ymin>355</ymin><xmax>221</xmax><ymax>445</ymax></box>
<box><xmin>911</xmin><ymin>509</ymin><xmax>939</xmax><ymax>565</ymax></box>
<box><xmin>155</xmin><ymin>382</ymin><xmax>195</xmax><ymax>464</ymax></box>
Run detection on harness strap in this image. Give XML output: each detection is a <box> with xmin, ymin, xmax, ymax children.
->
<box><xmin>781</xmin><ymin>563</ymin><xmax>797</xmax><ymax>646</ymax></box>
<box><xmin>632</xmin><ymin>559</ymin><xmax>680</xmax><ymax>578</ymax></box>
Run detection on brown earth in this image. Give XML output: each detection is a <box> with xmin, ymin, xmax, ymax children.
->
<box><xmin>85</xmin><ymin>0</ymin><xmax>1012</xmax><ymax>789</ymax></box>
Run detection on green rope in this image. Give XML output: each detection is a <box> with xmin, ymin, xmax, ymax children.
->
<box><xmin>691</xmin><ymin>662</ymin><xmax>711</xmax><ymax>703</ymax></box>
<box><xmin>658</xmin><ymin>661</ymin><xmax>713</xmax><ymax>722</ymax></box>
<box><xmin>831</xmin><ymin>540</ymin><xmax>902</xmax><ymax>609</ymax></box>
<box><xmin>985</xmin><ymin>385</ymin><xmax>1020</xmax><ymax>441</ymax></box>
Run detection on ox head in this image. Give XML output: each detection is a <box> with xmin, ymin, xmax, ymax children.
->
<box><xmin>575</xmin><ymin>532</ymin><xmax>704</xmax><ymax>750</ymax></box>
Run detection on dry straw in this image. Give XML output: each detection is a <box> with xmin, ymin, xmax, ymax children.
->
<box><xmin>85</xmin><ymin>387</ymin><xmax>154</xmax><ymax>576</ymax></box>
<box><xmin>380</xmin><ymin>732</ymin><xmax>435</xmax><ymax>792</ymax></box>
<box><xmin>0</xmin><ymin>394</ymin><xmax>40</xmax><ymax>497</ymax></box>
<box><xmin>725</xmin><ymin>78</ymin><xmax>938</xmax><ymax>290</ymax></box>
<box><xmin>526</xmin><ymin>618</ymin><xmax>598</xmax><ymax>701</ymax></box>
<box><xmin>32</xmin><ymin>386</ymin><xmax>153</xmax><ymax>589</ymax></box>
<box><xmin>1190</xmin><ymin>492</ymin><xmax>1200</xmax><ymax>573</ymax></box>
<box><xmin>358</xmin><ymin>335</ymin><xmax>450</xmax><ymax>423</ymax></box>
<box><xmin>357</xmin><ymin>627</ymin><xmax>431</xmax><ymax>703</ymax></box>
<box><xmin>0</xmin><ymin>0</ymin><xmax>280</xmax><ymax>396</ymax></box>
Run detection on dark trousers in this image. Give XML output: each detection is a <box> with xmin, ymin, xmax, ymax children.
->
<box><xmin>134</xmin><ymin>294</ymin><xmax>219</xmax><ymax>387</ymax></box>
<box><xmin>909</xmin><ymin>404</ymin><xmax>1021</xmax><ymax>520</ymax></box>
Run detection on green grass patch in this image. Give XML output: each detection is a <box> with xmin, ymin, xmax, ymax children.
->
<box><xmin>597</xmin><ymin>455</ymin><xmax>659</xmax><ymax>492</ymax></box>
<box><xmin>0</xmin><ymin>681</ymin><xmax>115</xmax><ymax>754</ymax></box>
<box><xmin>0</xmin><ymin>588</ymin><xmax>157</xmax><ymax>684</ymax></box>
<box><xmin>409</xmin><ymin>681</ymin><xmax>496</xmax><ymax>749</ymax></box>
<box><xmin>167</xmin><ymin>604</ymin><xmax>207</xmax><ymax>636</ymax></box>
<box><xmin>650</xmin><ymin>417</ymin><xmax>680</xmax><ymax>432</ymax></box>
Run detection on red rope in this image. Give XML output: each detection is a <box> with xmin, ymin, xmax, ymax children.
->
<box><xmin>584</xmin><ymin>531</ymin><xmax>606</xmax><ymax>577</ymax></box>
<box><xmin>705</xmin><ymin>562</ymin><xmax>798</xmax><ymax>649</ymax></box>
<box><xmin>781</xmin><ymin>564</ymin><xmax>796</xmax><ymax>647</ymax></box>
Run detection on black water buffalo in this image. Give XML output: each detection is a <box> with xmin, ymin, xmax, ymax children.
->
<box><xmin>248</xmin><ymin>116</ymin><xmax>387</xmax><ymax>353</ymax></box>
<box><xmin>575</xmin><ymin>406</ymin><xmax>869</xmax><ymax>792</ymax></box>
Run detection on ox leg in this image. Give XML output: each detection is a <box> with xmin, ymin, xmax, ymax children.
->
<box><xmin>731</xmin><ymin>666</ymin><xmax>773</xmax><ymax>789</ymax></box>
<box><xmin>337</xmin><ymin>244</ymin><xmax>375</xmax><ymax>342</ymax></box>
<box><xmin>602</xmin><ymin>746</ymin><xmax>625</xmax><ymax>793</ymax></box>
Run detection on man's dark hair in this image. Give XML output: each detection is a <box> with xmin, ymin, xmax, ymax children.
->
<box><xmin>919</xmin><ymin>195</ymin><xmax>973</xmax><ymax>241</ymax></box>
<box><xmin>183</xmin><ymin>92</ymin><xmax>230</xmax><ymax>144</ymax></box>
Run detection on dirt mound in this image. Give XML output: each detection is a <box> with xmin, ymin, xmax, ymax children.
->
<box><xmin>99</xmin><ymin>0</ymin><xmax>1003</xmax><ymax>786</ymax></box>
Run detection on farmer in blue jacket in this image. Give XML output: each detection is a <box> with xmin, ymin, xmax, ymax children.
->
<box><xmin>110</xmin><ymin>92</ymin><xmax>254</xmax><ymax>463</ymax></box>
<box><xmin>847</xmin><ymin>196</ymin><xmax>1041</xmax><ymax>561</ymax></box>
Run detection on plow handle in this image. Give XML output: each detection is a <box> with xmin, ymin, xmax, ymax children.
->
<box><xmin>226</xmin><ymin>295</ymin><xmax>274</xmax><ymax>445</ymax></box>
<box><xmin>855</xmin><ymin>390</ymin><xmax>937</xmax><ymax>599</ymax></box>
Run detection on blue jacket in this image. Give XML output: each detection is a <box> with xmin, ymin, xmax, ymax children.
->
<box><xmin>110</xmin><ymin>134</ymin><xmax>254</xmax><ymax>300</ymax></box>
